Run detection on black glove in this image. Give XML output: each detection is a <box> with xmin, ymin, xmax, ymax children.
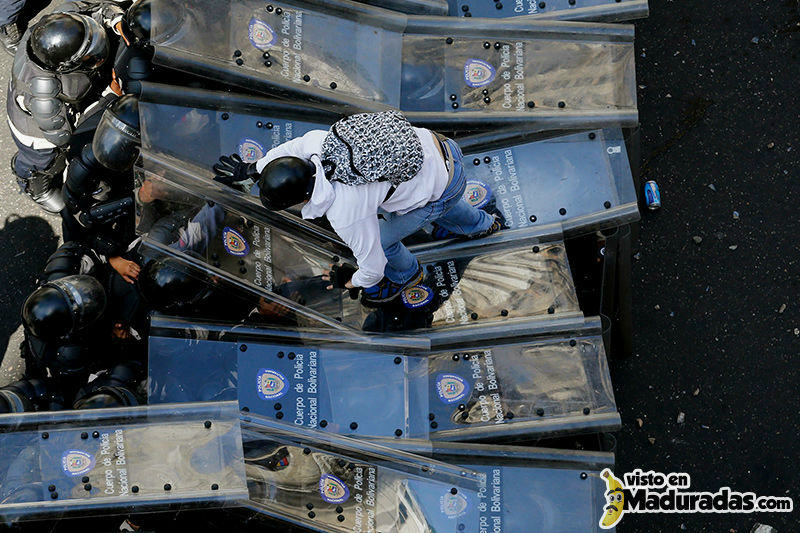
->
<box><xmin>213</xmin><ymin>154</ymin><xmax>253</xmax><ymax>186</ymax></box>
<box><xmin>329</xmin><ymin>263</ymin><xmax>357</xmax><ymax>289</ymax></box>
<box><xmin>329</xmin><ymin>263</ymin><xmax>360</xmax><ymax>299</ymax></box>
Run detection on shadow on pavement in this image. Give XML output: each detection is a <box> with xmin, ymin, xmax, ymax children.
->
<box><xmin>0</xmin><ymin>214</ymin><xmax>58</xmax><ymax>366</ymax></box>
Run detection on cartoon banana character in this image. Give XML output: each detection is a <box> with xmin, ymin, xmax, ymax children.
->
<box><xmin>599</xmin><ymin>468</ymin><xmax>625</xmax><ymax>529</ymax></box>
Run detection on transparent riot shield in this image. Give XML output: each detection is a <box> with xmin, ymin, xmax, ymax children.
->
<box><xmin>356</xmin><ymin>0</ymin><xmax>449</xmax><ymax>16</ymax></box>
<box><xmin>413</xmin><ymin>127</ymin><xmax>640</xmax><ymax>245</ymax></box>
<box><xmin>137</xmin><ymin>83</ymin><xmax>639</xmax><ymax>243</ymax></box>
<box><xmin>148</xmin><ymin>0</ymin><xmax>637</xmax><ymax>131</ymax></box>
<box><xmin>444</xmin><ymin>0</ymin><xmax>647</xmax><ymax>22</ymax></box>
<box><xmin>353</xmin><ymin>0</ymin><xmax>646</xmax><ymax>22</ymax></box>
<box><xmin>137</xmin><ymin>230</ymin><xmax>582</xmax><ymax>337</ymax></box>
<box><xmin>138</xmin><ymin>82</ymin><xmax>345</xmax><ymax>170</ymax></box>
<box><xmin>148</xmin><ymin>316</ymin><xmax>619</xmax><ymax>441</ymax></box>
<box><xmin>385</xmin><ymin>441</ymin><xmax>615</xmax><ymax>532</ymax></box>
<box><xmin>0</xmin><ymin>402</ymin><xmax>247</xmax><ymax>522</ymax></box>
<box><xmin>240</xmin><ymin>412</ymin><xmax>482</xmax><ymax>533</ymax></box>
<box><xmin>135</xmin><ymin>145</ymin><xmax>584</xmax><ymax>335</ymax></box>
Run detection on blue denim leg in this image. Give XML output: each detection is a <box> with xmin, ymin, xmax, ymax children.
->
<box><xmin>432</xmin><ymin>139</ymin><xmax>493</xmax><ymax>236</ymax></box>
<box><xmin>378</xmin><ymin>138</ymin><xmax>491</xmax><ymax>283</ymax></box>
<box><xmin>434</xmin><ymin>197</ymin><xmax>493</xmax><ymax>235</ymax></box>
<box><xmin>379</xmin><ymin>203</ymin><xmax>438</xmax><ymax>284</ymax></box>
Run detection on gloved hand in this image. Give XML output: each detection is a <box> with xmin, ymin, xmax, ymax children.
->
<box><xmin>329</xmin><ymin>263</ymin><xmax>357</xmax><ymax>288</ymax></box>
<box><xmin>213</xmin><ymin>154</ymin><xmax>253</xmax><ymax>187</ymax></box>
<box><xmin>325</xmin><ymin>263</ymin><xmax>360</xmax><ymax>299</ymax></box>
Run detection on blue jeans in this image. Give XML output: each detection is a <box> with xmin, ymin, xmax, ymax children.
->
<box><xmin>379</xmin><ymin>139</ymin><xmax>493</xmax><ymax>284</ymax></box>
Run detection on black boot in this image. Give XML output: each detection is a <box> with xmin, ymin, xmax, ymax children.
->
<box><xmin>11</xmin><ymin>153</ymin><xmax>67</xmax><ymax>213</ymax></box>
<box><xmin>0</xmin><ymin>20</ymin><xmax>21</xmax><ymax>56</ymax></box>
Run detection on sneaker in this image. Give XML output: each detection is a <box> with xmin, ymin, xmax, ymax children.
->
<box><xmin>361</xmin><ymin>262</ymin><xmax>423</xmax><ymax>305</ymax></box>
<box><xmin>469</xmin><ymin>213</ymin><xmax>506</xmax><ymax>239</ymax></box>
<box><xmin>0</xmin><ymin>21</ymin><xmax>22</xmax><ymax>56</ymax></box>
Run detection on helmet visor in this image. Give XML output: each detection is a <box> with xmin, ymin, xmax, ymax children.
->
<box><xmin>47</xmin><ymin>275</ymin><xmax>107</xmax><ymax>335</ymax></box>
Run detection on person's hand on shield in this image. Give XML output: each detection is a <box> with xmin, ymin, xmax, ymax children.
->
<box><xmin>213</xmin><ymin>153</ymin><xmax>254</xmax><ymax>187</ymax></box>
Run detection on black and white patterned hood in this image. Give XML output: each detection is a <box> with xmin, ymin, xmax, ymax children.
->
<box><xmin>321</xmin><ymin>111</ymin><xmax>424</xmax><ymax>187</ymax></box>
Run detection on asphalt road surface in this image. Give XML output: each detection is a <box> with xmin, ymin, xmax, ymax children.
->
<box><xmin>0</xmin><ymin>0</ymin><xmax>798</xmax><ymax>532</ymax></box>
<box><xmin>612</xmin><ymin>0</ymin><xmax>799</xmax><ymax>531</ymax></box>
<box><xmin>0</xmin><ymin>1</ymin><xmax>61</xmax><ymax>386</ymax></box>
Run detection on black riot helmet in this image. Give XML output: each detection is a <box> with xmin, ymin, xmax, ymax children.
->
<box><xmin>21</xmin><ymin>275</ymin><xmax>106</xmax><ymax>341</ymax></box>
<box><xmin>29</xmin><ymin>13</ymin><xmax>109</xmax><ymax>73</ymax></box>
<box><xmin>124</xmin><ymin>0</ymin><xmax>186</xmax><ymax>46</ymax></box>
<box><xmin>0</xmin><ymin>379</ymin><xmax>48</xmax><ymax>414</ymax></box>
<box><xmin>138</xmin><ymin>257</ymin><xmax>211</xmax><ymax>313</ymax></box>
<box><xmin>72</xmin><ymin>361</ymin><xmax>143</xmax><ymax>409</ymax></box>
<box><xmin>73</xmin><ymin>385</ymin><xmax>140</xmax><ymax>409</ymax></box>
<box><xmin>258</xmin><ymin>157</ymin><xmax>316</xmax><ymax>211</ymax></box>
<box><xmin>92</xmin><ymin>95</ymin><xmax>141</xmax><ymax>171</ymax></box>
<box><xmin>123</xmin><ymin>0</ymin><xmax>151</xmax><ymax>44</ymax></box>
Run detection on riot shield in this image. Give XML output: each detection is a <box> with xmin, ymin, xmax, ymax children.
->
<box><xmin>138</xmin><ymin>83</ymin><xmax>345</xmax><ymax>170</ymax></box>
<box><xmin>0</xmin><ymin>402</ymin><xmax>247</xmax><ymax>522</ymax></box>
<box><xmin>148</xmin><ymin>0</ymin><xmax>637</xmax><ymax>131</ymax></box>
<box><xmin>137</xmin><ymin>83</ymin><xmax>640</xmax><ymax>242</ymax></box>
<box><xmin>444</xmin><ymin>0</ymin><xmax>647</xmax><ymax>21</ymax></box>
<box><xmin>393</xmin><ymin>442</ymin><xmax>615</xmax><ymax>532</ymax></box>
<box><xmin>356</xmin><ymin>0</ymin><xmax>647</xmax><ymax>22</ymax></box>
<box><xmin>239</xmin><ymin>412</ymin><xmax>483</xmax><ymax>532</ymax></box>
<box><xmin>148</xmin><ymin>316</ymin><xmax>619</xmax><ymax>441</ymax></box>
<box><xmin>355</xmin><ymin>0</ymin><xmax>449</xmax><ymax>16</ymax></box>
<box><xmin>135</xmin><ymin>146</ymin><xmax>584</xmax><ymax>335</ymax></box>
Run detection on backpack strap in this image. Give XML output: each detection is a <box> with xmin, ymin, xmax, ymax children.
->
<box><xmin>383</xmin><ymin>184</ymin><xmax>397</xmax><ymax>203</ymax></box>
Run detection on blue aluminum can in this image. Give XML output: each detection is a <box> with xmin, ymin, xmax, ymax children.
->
<box><xmin>644</xmin><ymin>180</ymin><xmax>661</xmax><ymax>210</ymax></box>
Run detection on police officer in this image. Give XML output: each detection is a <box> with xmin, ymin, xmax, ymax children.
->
<box><xmin>62</xmin><ymin>95</ymin><xmax>139</xmax><ymax>274</ymax></box>
<box><xmin>110</xmin><ymin>0</ymin><xmax>158</xmax><ymax>94</ymax></box>
<box><xmin>19</xmin><ymin>240</ymin><xmax>144</xmax><ymax>400</ymax></box>
<box><xmin>6</xmin><ymin>1</ymin><xmax>129</xmax><ymax>214</ymax></box>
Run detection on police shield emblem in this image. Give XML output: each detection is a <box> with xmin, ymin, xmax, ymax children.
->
<box><xmin>401</xmin><ymin>284</ymin><xmax>434</xmax><ymax>309</ymax></box>
<box><xmin>318</xmin><ymin>474</ymin><xmax>350</xmax><ymax>504</ymax></box>
<box><xmin>61</xmin><ymin>450</ymin><xmax>95</xmax><ymax>476</ymax></box>
<box><xmin>463</xmin><ymin>180</ymin><xmax>493</xmax><ymax>208</ymax></box>
<box><xmin>237</xmin><ymin>138</ymin><xmax>266</xmax><ymax>163</ymax></box>
<box><xmin>248</xmin><ymin>18</ymin><xmax>277</xmax><ymax>50</ymax></box>
<box><xmin>464</xmin><ymin>59</ymin><xmax>496</xmax><ymax>88</ymax></box>
<box><xmin>435</xmin><ymin>373</ymin><xmax>470</xmax><ymax>404</ymax></box>
<box><xmin>440</xmin><ymin>491</ymin><xmax>469</xmax><ymax>519</ymax></box>
<box><xmin>256</xmin><ymin>368</ymin><xmax>288</xmax><ymax>400</ymax></box>
<box><xmin>222</xmin><ymin>226</ymin><xmax>250</xmax><ymax>256</ymax></box>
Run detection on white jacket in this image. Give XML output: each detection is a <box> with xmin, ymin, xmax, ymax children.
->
<box><xmin>255</xmin><ymin>127</ymin><xmax>448</xmax><ymax>287</ymax></box>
